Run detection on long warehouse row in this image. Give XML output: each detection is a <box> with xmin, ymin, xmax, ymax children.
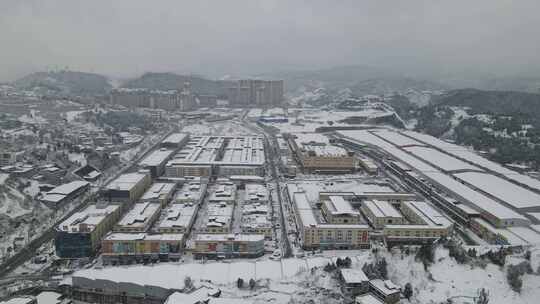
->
<box><xmin>337</xmin><ymin>128</ymin><xmax>540</xmax><ymax>246</ymax></box>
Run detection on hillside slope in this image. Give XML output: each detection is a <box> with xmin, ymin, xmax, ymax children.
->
<box><xmin>121</xmin><ymin>72</ymin><xmax>232</xmax><ymax>97</ymax></box>
<box><xmin>13</xmin><ymin>71</ymin><xmax>112</xmax><ymax>95</ymax></box>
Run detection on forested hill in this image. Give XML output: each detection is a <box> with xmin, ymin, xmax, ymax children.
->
<box><xmin>13</xmin><ymin>71</ymin><xmax>112</xmax><ymax>95</ymax></box>
<box><xmin>121</xmin><ymin>72</ymin><xmax>232</xmax><ymax>97</ymax></box>
<box><xmin>430</xmin><ymin>88</ymin><xmax>540</xmax><ymax>119</ymax></box>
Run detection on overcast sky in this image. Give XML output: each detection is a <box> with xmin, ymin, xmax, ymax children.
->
<box><xmin>1</xmin><ymin>0</ymin><xmax>539</xmax><ymax>81</ymax></box>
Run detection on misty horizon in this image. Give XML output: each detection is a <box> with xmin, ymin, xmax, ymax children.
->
<box><xmin>2</xmin><ymin>0</ymin><xmax>540</xmax><ymax>82</ymax></box>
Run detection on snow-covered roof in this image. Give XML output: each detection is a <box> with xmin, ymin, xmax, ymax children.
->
<box><xmin>46</xmin><ymin>181</ymin><xmax>89</xmax><ymax>195</ymax></box>
<box><xmin>454</xmin><ymin>171</ymin><xmax>540</xmax><ymax>210</ymax></box>
<box><xmin>403</xmin><ymin>146</ymin><xmax>481</xmax><ymax>172</ymax></box>
<box><xmin>104</xmin><ymin>232</ymin><xmax>184</xmax><ymax>242</ymax></box>
<box><xmin>139</xmin><ymin>149</ymin><xmax>174</xmax><ymax>167</ymax></box>
<box><xmin>340</xmin><ymin>268</ymin><xmax>368</xmax><ymax>284</ymax></box>
<box><xmin>403</xmin><ymin>201</ymin><xmax>452</xmax><ymax>228</ymax></box>
<box><xmin>355</xmin><ymin>294</ymin><xmax>384</xmax><ymax>304</ymax></box>
<box><xmin>162</xmin><ymin>133</ymin><xmax>189</xmax><ymax>145</ymax></box>
<box><xmin>140</xmin><ymin>183</ymin><xmax>176</xmax><ymax>201</ymax></box>
<box><xmin>337</xmin><ymin>130</ymin><xmax>527</xmax><ymax>223</ymax></box>
<box><xmin>106</xmin><ymin>172</ymin><xmax>148</xmax><ymax>191</ymax></box>
<box><xmin>157</xmin><ymin>204</ymin><xmax>197</xmax><ymax>229</ymax></box>
<box><xmin>1</xmin><ymin>297</ymin><xmax>35</xmax><ymax>304</ymax></box>
<box><xmin>323</xmin><ymin>195</ymin><xmax>360</xmax><ymax>216</ymax></box>
<box><xmin>195</xmin><ymin>234</ymin><xmax>264</xmax><ymax>242</ymax></box>
<box><xmin>369</xmin><ymin>279</ymin><xmax>400</xmax><ymax>296</ymax></box>
<box><xmin>58</xmin><ymin>204</ymin><xmax>120</xmax><ymax>233</ymax></box>
<box><xmin>116</xmin><ymin>202</ymin><xmax>161</xmax><ymax>229</ymax></box>
<box><xmin>363</xmin><ymin>200</ymin><xmax>402</xmax><ymax>218</ymax></box>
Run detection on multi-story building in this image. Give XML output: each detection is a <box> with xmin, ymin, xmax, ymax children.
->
<box><xmin>321</xmin><ymin>195</ymin><xmax>362</xmax><ymax>224</ymax></box>
<box><xmin>140</xmin><ymin>182</ymin><xmax>176</xmax><ymax>207</ymax></box>
<box><xmin>287</xmin><ymin>184</ymin><xmax>370</xmax><ymax>250</ymax></box>
<box><xmin>105</xmin><ymin>171</ymin><xmax>151</xmax><ymax>203</ymax></box>
<box><xmin>55</xmin><ymin>203</ymin><xmax>122</xmax><ymax>258</ymax></box>
<box><xmin>339</xmin><ymin>268</ymin><xmax>369</xmax><ymax>296</ymax></box>
<box><xmin>40</xmin><ymin>181</ymin><xmax>90</xmax><ymax>209</ymax></box>
<box><xmin>241</xmin><ymin>184</ymin><xmax>272</xmax><ymax>238</ymax></box>
<box><xmin>193</xmin><ymin>234</ymin><xmax>265</xmax><ymax>259</ymax></box>
<box><xmin>288</xmin><ymin>133</ymin><xmax>355</xmax><ymax>174</ymax></box>
<box><xmin>361</xmin><ymin>200</ymin><xmax>404</xmax><ymax>229</ymax></box>
<box><xmin>165</xmin><ymin>135</ymin><xmax>265</xmax><ymax>177</ymax></box>
<box><xmin>161</xmin><ymin>133</ymin><xmax>190</xmax><ymax>150</ymax></box>
<box><xmin>114</xmin><ymin>202</ymin><xmax>161</xmax><ymax>233</ymax></box>
<box><xmin>139</xmin><ymin>149</ymin><xmax>175</xmax><ymax>177</ymax></box>
<box><xmin>227</xmin><ymin>79</ymin><xmax>283</xmax><ymax>107</ymax></box>
<box><xmin>202</xmin><ymin>202</ymin><xmax>233</xmax><ymax>234</ymax></box>
<box><xmin>0</xmin><ymin>149</ymin><xmax>17</xmax><ymax>166</ymax></box>
<box><xmin>382</xmin><ymin>201</ymin><xmax>453</xmax><ymax>244</ymax></box>
<box><xmin>174</xmin><ymin>181</ymin><xmax>205</xmax><ymax>204</ymax></box>
<box><xmin>101</xmin><ymin>233</ymin><xmax>184</xmax><ymax>264</ymax></box>
<box><xmin>110</xmin><ymin>82</ymin><xmax>195</xmax><ymax>111</ymax></box>
<box><xmin>155</xmin><ymin>203</ymin><xmax>198</xmax><ymax>234</ymax></box>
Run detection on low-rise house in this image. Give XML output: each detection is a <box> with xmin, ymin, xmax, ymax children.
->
<box><xmin>369</xmin><ymin>279</ymin><xmax>400</xmax><ymax>304</ymax></box>
<box><xmin>339</xmin><ymin>268</ymin><xmax>369</xmax><ymax>296</ymax></box>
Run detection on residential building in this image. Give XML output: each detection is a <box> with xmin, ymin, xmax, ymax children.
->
<box><xmin>227</xmin><ymin>79</ymin><xmax>283</xmax><ymax>107</ymax></box>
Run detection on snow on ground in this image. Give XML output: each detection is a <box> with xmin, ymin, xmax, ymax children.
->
<box><xmin>68</xmin><ymin>152</ymin><xmax>87</xmax><ymax>166</ymax></box>
<box><xmin>0</xmin><ymin>185</ymin><xmax>31</xmax><ymax>218</ymax></box>
<box><xmin>384</xmin><ymin>246</ymin><xmax>540</xmax><ymax>304</ymax></box>
<box><xmin>261</xmin><ymin>108</ymin><xmax>392</xmax><ymax>133</ymax></box>
<box><xmin>65</xmin><ymin>110</ymin><xmax>85</xmax><ymax>122</ymax></box>
<box><xmin>0</xmin><ymin>173</ymin><xmax>8</xmax><ymax>185</ymax></box>
<box><xmin>183</xmin><ymin>120</ymin><xmax>255</xmax><ymax>135</ymax></box>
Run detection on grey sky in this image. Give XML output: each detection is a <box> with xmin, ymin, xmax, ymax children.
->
<box><xmin>1</xmin><ymin>0</ymin><xmax>539</xmax><ymax>81</ymax></box>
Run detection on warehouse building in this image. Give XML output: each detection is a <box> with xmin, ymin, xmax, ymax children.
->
<box><xmin>55</xmin><ymin>203</ymin><xmax>121</xmax><ymax>258</ymax></box>
<box><xmin>193</xmin><ymin>234</ymin><xmax>265</xmax><ymax>259</ymax></box>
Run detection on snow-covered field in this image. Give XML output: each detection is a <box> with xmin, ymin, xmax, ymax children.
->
<box><xmin>66</xmin><ymin>245</ymin><xmax>540</xmax><ymax>304</ymax></box>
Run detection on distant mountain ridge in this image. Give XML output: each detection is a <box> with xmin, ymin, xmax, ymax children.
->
<box><xmin>121</xmin><ymin>72</ymin><xmax>232</xmax><ymax>97</ymax></box>
<box><xmin>13</xmin><ymin>71</ymin><xmax>112</xmax><ymax>95</ymax></box>
<box><xmin>431</xmin><ymin>88</ymin><xmax>540</xmax><ymax>119</ymax></box>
